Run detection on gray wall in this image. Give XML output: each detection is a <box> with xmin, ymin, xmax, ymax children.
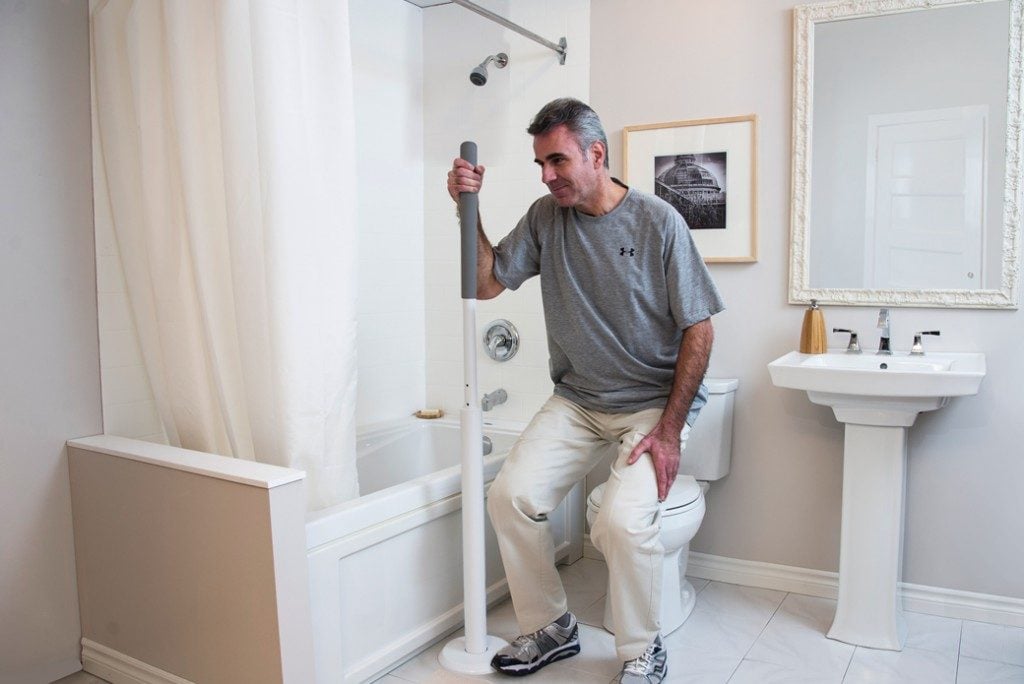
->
<box><xmin>0</xmin><ymin>1</ymin><xmax>100</xmax><ymax>682</ymax></box>
<box><xmin>592</xmin><ymin>0</ymin><xmax>1024</xmax><ymax>600</ymax></box>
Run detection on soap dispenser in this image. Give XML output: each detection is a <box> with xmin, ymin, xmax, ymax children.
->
<box><xmin>799</xmin><ymin>299</ymin><xmax>827</xmax><ymax>354</ymax></box>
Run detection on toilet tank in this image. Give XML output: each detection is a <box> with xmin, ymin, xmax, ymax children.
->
<box><xmin>680</xmin><ymin>378</ymin><xmax>738</xmax><ymax>481</ymax></box>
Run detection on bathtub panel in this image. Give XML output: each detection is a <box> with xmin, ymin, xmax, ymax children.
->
<box><xmin>309</xmin><ymin>492</ymin><xmax>512</xmax><ymax>684</ymax></box>
<box><xmin>334</xmin><ymin>510</ymin><xmax>479</xmax><ymax>660</ymax></box>
<box><xmin>307</xmin><ymin>419</ymin><xmax>582</xmax><ymax>684</ymax></box>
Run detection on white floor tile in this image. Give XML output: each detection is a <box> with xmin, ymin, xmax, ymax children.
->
<box><xmin>729</xmin><ymin>658</ymin><xmax>844</xmax><ymax>684</ymax></box>
<box><xmin>956</xmin><ymin>656</ymin><xmax>1024</xmax><ymax>683</ymax></box>
<box><xmin>577</xmin><ymin>592</ymin><xmax>609</xmax><ymax>629</ymax></box>
<box><xmin>961</xmin><ymin>620</ymin><xmax>1024</xmax><ymax>667</ymax></box>
<box><xmin>570</xmin><ymin>624</ymin><xmax>624</xmax><ymax>679</ymax></box>
<box><xmin>483</xmin><ymin>598</ymin><xmax>521</xmax><ymax>637</ymax></box>
<box><xmin>904</xmin><ymin>611</ymin><xmax>963</xmax><ymax>655</ymax></box>
<box><xmin>559</xmin><ymin>558</ymin><xmax>610</xmax><ymax>617</ymax></box>
<box><xmin>771</xmin><ymin>592</ymin><xmax>841</xmax><ymax>634</ymax></box>
<box><xmin>844</xmin><ymin>645</ymin><xmax>957</xmax><ymax>684</ymax></box>
<box><xmin>694</xmin><ymin>581</ymin><xmax>786</xmax><ymax>625</ymax></box>
<box><xmin>661</xmin><ymin>644</ymin><xmax>742</xmax><ymax>684</ymax></box>
<box><xmin>664</xmin><ymin>605</ymin><xmax>769</xmax><ymax>659</ymax></box>
<box><xmin>687</xmin><ymin>576</ymin><xmax>711</xmax><ymax>595</ymax></box>
<box><xmin>743</xmin><ymin>595</ymin><xmax>855</xmax><ymax>679</ymax></box>
<box><xmin>389</xmin><ymin>639</ymin><xmax>489</xmax><ymax>683</ymax></box>
<box><xmin>379</xmin><ymin>557</ymin><xmax>1023</xmax><ymax>684</ymax></box>
<box><xmin>50</xmin><ymin>674</ymin><xmax>110</xmax><ymax>684</ymax></box>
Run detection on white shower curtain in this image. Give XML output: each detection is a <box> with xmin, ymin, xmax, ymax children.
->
<box><xmin>91</xmin><ymin>0</ymin><xmax>359</xmax><ymax>508</ymax></box>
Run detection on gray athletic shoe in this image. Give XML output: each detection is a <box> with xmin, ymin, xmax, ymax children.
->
<box><xmin>617</xmin><ymin>634</ymin><xmax>667</xmax><ymax>683</ymax></box>
<box><xmin>491</xmin><ymin>612</ymin><xmax>580</xmax><ymax>676</ymax></box>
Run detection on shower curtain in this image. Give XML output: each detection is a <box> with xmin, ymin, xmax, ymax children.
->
<box><xmin>90</xmin><ymin>0</ymin><xmax>359</xmax><ymax>508</ymax></box>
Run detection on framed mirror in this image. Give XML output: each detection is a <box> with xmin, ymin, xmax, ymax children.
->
<box><xmin>790</xmin><ymin>0</ymin><xmax>1024</xmax><ymax>308</ymax></box>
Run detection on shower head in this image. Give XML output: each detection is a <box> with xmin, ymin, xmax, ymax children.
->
<box><xmin>469</xmin><ymin>52</ymin><xmax>508</xmax><ymax>86</ymax></box>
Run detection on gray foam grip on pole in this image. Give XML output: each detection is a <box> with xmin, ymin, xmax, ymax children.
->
<box><xmin>459</xmin><ymin>141</ymin><xmax>478</xmax><ymax>300</ymax></box>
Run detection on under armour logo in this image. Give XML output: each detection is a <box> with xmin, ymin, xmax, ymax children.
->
<box><xmin>619</xmin><ymin>247</ymin><xmax>635</xmax><ymax>256</ymax></box>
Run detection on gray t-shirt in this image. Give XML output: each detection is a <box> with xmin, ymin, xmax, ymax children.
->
<box><xmin>492</xmin><ymin>183</ymin><xmax>725</xmax><ymax>424</ymax></box>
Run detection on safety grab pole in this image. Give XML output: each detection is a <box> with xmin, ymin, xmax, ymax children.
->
<box><xmin>439</xmin><ymin>141</ymin><xmax>508</xmax><ymax>674</ymax></box>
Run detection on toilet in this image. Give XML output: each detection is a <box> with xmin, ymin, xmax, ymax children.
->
<box><xmin>585</xmin><ymin>378</ymin><xmax>738</xmax><ymax>636</ymax></box>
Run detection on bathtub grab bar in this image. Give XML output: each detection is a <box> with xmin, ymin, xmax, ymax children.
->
<box><xmin>440</xmin><ymin>141</ymin><xmax>508</xmax><ymax>673</ymax></box>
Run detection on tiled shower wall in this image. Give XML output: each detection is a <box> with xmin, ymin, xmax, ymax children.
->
<box><xmin>350</xmin><ymin>0</ymin><xmax>427</xmax><ymax>425</ymax></box>
<box><xmin>94</xmin><ymin>195</ymin><xmax>166</xmax><ymax>443</ymax></box>
<box><xmin>422</xmin><ymin>0</ymin><xmax>591</xmax><ymax>424</ymax></box>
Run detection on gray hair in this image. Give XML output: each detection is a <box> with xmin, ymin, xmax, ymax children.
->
<box><xmin>527</xmin><ymin>98</ymin><xmax>609</xmax><ymax>168</ymax></box>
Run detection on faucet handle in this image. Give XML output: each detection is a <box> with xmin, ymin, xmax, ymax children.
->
<box><xmin>910</xmin><ymin>330</ymin><xmax>941</xmax><ymax>355</ymax></box>
<box><xmin>484</xmin><ymin>319</ymin><xmax>520</xmax><ymax>362</ymax></box>
<box><xmin>832</xmin><ymin>328</ymin><xmax>861</xmax><ymax>353</ymax></box>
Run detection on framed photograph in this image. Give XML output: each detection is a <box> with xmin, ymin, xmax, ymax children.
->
<box><xmin>623</xmin><ymin>115</ymin><xmax>758</xmax><ymax>263</ymax></box>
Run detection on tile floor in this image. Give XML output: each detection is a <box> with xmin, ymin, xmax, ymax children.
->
<box><xmin>50</xmin><ymin>557</ymin><xmax>1024</xmax><ymax>683</ymax></box>
<box><xmin>52</xmin><ymin>673</ymin><xmax>107</xmax><ymax>684</ymax></box>
<box><xmin>379</xmin><ymin>557</ymin><xmax>1024</xmax><ymax>683</ymax></box>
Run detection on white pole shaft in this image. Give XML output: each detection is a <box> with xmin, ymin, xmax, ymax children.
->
<box><xmin>460</xmin><ymin>298</ymin><xmax>487</xmax><ymax>655</ymax></box>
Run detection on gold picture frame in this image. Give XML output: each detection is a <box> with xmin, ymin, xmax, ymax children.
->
<box><xmin>623</xmin><ymin>114</ymin><xmax>758</xmax><ymax>263</ymax></box>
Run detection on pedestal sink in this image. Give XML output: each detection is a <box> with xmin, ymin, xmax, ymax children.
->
<box><xmin>768</xmin><ymin>350</ymin><xmax>985</xmax><ymax>650</ymax></box>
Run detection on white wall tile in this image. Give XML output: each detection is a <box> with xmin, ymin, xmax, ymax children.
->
<box><xmin>421</xmin><ymin>0</ymin><xmax>589</xmax><ymax>424</ymax></box>
<box><xmin>102</xmin><ymin>399</ymin><xmax>163</xmax><ymax>439</ymax></box>
<box><xmin>100</xmin><ymin>365</ymin><xmax>156</xmax><ymax>405</ymax></box>
<box><xmin>98</xmin><ymin>329</ymin><xmax>146</xmax><ymax>369</ymax></box>
<box><xmin>351</xmin><ymin>0</ymin><xmax>427</xmax><ymax>426</ymax></box>
<box><xmin>96</xmin><ymin>292</ymin><xmax>133</xmax><ymax>331</ymax></box>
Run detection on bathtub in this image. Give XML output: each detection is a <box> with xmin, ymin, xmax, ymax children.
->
<box><xmin>305</xmin><ymin>418</ymin><xmax>584</xmax><ymax>684</ymax></box>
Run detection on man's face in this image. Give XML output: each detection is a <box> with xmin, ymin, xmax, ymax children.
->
<box><xmin>533</xmin><ymin>125</ymin><xmax>603</xmax><ymax>210</ymax></box>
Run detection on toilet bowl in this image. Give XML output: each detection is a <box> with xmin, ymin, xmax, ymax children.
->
<box><xmin>583</xmin><ymin>377</ymin><xmax>738</xmax><ymax>637</ymax></box>
<box><xmin>586</xmin><ymin>474</ymin><xmax>705</xmax><ymax>636</ymax></box>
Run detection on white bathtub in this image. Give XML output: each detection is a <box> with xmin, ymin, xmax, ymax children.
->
<box><xmin>305</xmin><ymin>418</ymin><xmax>584</xmax><ymax>684</ymax></box>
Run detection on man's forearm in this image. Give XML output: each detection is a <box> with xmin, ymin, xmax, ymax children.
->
<box><xmin>660</xmin><ymin>318</ymin><xmax>714</xmax><ymax>434</ymax></box>
<box><xmin>475</xmin><ymin>213</ymin><xmax>505</xmax><ymax>299</ymax></box>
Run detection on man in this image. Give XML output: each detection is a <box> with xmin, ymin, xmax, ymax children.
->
<box><xmin>447</xmin><ymin>98</ymin><xmax>723</xmax><ymax>683</ymax></box>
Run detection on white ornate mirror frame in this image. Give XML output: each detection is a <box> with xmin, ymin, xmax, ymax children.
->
<box><xmin>790</xmin><ymin>0</ymin><xmax>1024</xmax><ymax>308</ymax></box>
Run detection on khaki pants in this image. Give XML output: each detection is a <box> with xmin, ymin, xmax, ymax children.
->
<box><xmin>486</xmin><ymin>395</ymin><xmax>691</xmax><ymax>661</ymax></box>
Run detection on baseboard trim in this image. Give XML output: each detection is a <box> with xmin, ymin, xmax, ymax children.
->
<box><xmin>583</xmin><ymin>537</ymin><xmax>1024</xmax><ymax>628</ymax></box>
<box><xmin>81</xmin><ymin>639</ymin><xmax>194</xmax><ymax>684</ymax></box>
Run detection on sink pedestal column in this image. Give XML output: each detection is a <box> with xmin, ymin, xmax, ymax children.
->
<box><xmin>770</xmin><ymin>351</ymin><xmax>986</xmax><ymax>651</ymax></box>
<box><xmin>827</xmin><ymin>421</ymin><xmax>909</xmax><ymax>651</ymax></box>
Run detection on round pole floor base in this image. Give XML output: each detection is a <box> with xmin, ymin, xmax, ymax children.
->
<box><xmin>438</xmin><ymin>635</ymin><xmax>509</xmax><ymax>675</ymax></box>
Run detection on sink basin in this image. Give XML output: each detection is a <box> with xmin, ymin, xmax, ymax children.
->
<box><xmin>768</xmin><ymin>350</ymin><xmax>985</xmax><ymax>400</ymax></box>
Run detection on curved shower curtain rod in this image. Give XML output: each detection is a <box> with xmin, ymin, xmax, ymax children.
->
<box><xmin>407</xmin><ymin>0</ymin><xmax>568</xmax><ymax>64</ymax></box>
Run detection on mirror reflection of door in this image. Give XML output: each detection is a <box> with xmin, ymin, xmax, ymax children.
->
<box><xmin>865</xmin><ymin>107</ymin><xmax>987</xmax><ymax>290</ymax></box>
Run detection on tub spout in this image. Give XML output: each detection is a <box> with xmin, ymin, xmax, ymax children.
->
<box><xmin>481</xmin><ymin>388</ymin><xmax>507</xmax><ymax>411</ymax></box>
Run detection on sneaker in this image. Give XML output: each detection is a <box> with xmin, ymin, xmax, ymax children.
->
<box><xmin>617</xmin><ymin>634</ymin><xmax>667</xmax><ymax>683</ymax></box>
<box><xmin>491</xmin><ymin>612</ymin><xmax>580</xmax><ymax>676</ymax></box>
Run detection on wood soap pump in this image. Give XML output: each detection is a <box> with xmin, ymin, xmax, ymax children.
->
<box><xmin>799</xmin><ymin>299</ymin><xmax>827</xmax><ymax>354</ymax></box>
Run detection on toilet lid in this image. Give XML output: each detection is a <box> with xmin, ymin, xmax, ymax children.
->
<box><xmin>588</xmin><ymin>475</ymin><xmax>701</xmax><ymax>513</ymax></box>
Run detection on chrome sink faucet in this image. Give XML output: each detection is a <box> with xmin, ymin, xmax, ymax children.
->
<box><xmin>876</xmin><ymin>308</ymin><xmax>892</xmax><ymax>355</ymax></box>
